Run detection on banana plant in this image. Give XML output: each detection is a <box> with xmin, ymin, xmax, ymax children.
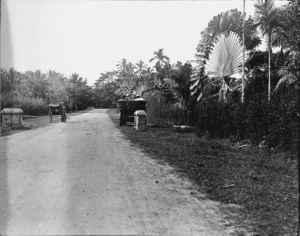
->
<box><xmin>204</xmin><ymin>31</ymin><xmax>244</xmax><ymax>102</ymax></box>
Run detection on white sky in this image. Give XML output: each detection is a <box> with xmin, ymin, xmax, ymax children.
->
<box><xmin>1</xmin><ymin>0</ymin><xmax>286</xmax><ymax>85</ymax></box>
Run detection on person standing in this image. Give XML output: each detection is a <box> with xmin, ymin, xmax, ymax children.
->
<box><xmin>49</xmin><ymin>106</ymin><xmax>53</xmax><ymax>123</ymax></box>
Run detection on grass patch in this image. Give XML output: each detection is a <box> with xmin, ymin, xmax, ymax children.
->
<box><xmin>108</xmin><ymin>109</ymin><xmax>298</xmax><ymax>235</ymax></box>
<box><xmin>0</xmin><ymin>108</ymin><xmax>94</xmax><ymax>136</ymax></box>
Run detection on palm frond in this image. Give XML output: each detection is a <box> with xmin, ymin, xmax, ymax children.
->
<box><xmin>273</xmin><ymin>69</ymin><xmax>298</xmax><ymax>93</ymax></box>
<box><xmin>205</xmin><ymin>31</ymin><xmax>243</xmax><ymax>78</ymax></box>
<box><xmin>253</xmin><ymin>0</ymin><xmax>278</xmax><ymax>35</ymax></box>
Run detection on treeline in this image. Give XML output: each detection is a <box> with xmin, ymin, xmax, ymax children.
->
<box><xmin>0</xmin><ymin>69</ymin><xmax>94</xmax><ymax>115</ymax></box>
<box><xmin>95</xmin><ymin>0</ymin><xmax>299</xmax><ymax>150</ymax></box>
<box><xmin>1</xmin><ymin>0</ymin><xmax>298</xmax><ymax>150</ymax></box>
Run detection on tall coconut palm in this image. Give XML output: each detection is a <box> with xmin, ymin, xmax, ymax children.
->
<box><xmin>149</xmin><ymin>49</ymin><xmax>170</xmax><ymax>83</ymax></box>
<box><xmin>205</xmin><ymin>31</ymin><xmax>244</xmax><ymax>102</ymax></box>
<box><xmin>149</xmin><ymin>49</ymin><xmax>169</xmax><ymax>69</ymax></box>
<box><xmin>134</xmin><ymin>60</ymin><xmax>148</xmax><ymax>79</ymax></box>
<box><xmin>253</xmin><ymin>0</ymin><xmax>280</xmax><ymax>101</ymax></box>
<box><xmin>116</xmin><ymin>58</ymin><xmax>129</xmax><ymax>78</ymax></box>
<box><xmin>117</xmin><ymin>59</ymin><xmax>136</xmax><ymax>82</ymax></box>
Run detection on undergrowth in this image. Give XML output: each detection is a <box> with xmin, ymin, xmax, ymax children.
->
<box><xmin>108</xmin><ymin>109</ymin><xmax>298</xmax><ymax>236</ymax></box>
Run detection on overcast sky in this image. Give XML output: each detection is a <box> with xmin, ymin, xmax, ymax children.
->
<box><xmin>1</xmin><ymin>0</ymin><xmax>286</xmax><ymax>85</ymax></box>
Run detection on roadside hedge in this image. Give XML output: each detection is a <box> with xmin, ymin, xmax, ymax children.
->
<box><xmin>195</xmin><ymin>89</ymin><xmax>299</xmax><ymax>150</ymax></box>
<box><xmin>1</xmin><ymin>92</ymin><xmax>49</xmax><ymax>116</ymax></box>
<box><xmin>143</xmin><ymin>82</ymin><xmax>298</xmax><ymax>150</ymax></box>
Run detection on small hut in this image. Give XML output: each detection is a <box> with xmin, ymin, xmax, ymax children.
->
<box><xmin>1</xmin><ymin>108</ymin><xmax>23</xmax><ymax>127</ymax></box>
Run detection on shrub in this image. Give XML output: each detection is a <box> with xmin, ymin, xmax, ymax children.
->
<box><xmin>1</xmin><ymin>93</ymin><xmax>49</xmax><ymax>116</ymax></box>
<box><xmin>163</xmin><ymin>103</ymin><xmax>189</xmax><ymax>126</ymax></box>
<box><xmin>143</xmin><ymin>91</ymin><xmax>167</xmax><ymax>126</ymax></box>
<box><xmin>144</xmin><ymin>91</ymin><xmax>191</xmax><ymax>126</ymax></box>
<box><xmin>264</xmin><ymin>95</ymin><xmax>299</xmax><ymax>150</ymax></box>
<box><xmin>194</xmin><ymin>88</ymin><xmax>299</xmax><ymax>150</ymax></box>
<box><xmin>195</xmin><ymin>99</ymin><xmax>235</xmax><ymax>138</ymax></box>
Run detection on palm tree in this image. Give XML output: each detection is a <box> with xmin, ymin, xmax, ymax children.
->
<box><xmin>134</xmin><ymin>60</ymin><xmax>148</xmax><ymax>79</ymax></box>
<box><xmin>271</xmin><ymin>2</ymin><xmax>299</xmax><ymax>93</ymax></box>
<box><xmin>164</xmin><ymin>62</ymin><xmax>192</xmax><ymax>108</ymax></box>
<box><xmin>149</xmin><ymin>49</ymin><xmax>170</xmax><ymax>77</ymax></box>
<box><xmin>116</xmin><ymin>58</ymin><xmax>129</xmax><ymax>78</ymax></box>
<box><xmin>273</xmin><ymin>67</ymin><xmax>299</xmax><ymax>93</ymax></box>
<box><xmin>205</xmin><ymin>31</ymin><xmax>243</xmax><ymax>102</ymax></box>
<box><xmin>253</xmin><ymin>0</ymin><xmax>280</xmax><ymax>101</ymax></box>
<box><xmin>116</xmin><ymin>58</ymin><xmax>135</xmax><ymax>82</ymax></box>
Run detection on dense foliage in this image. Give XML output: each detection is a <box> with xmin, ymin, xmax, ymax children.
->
<box><xmin>0</xmin><ymin>69</ymin><xmax>94</xmax><ymax>115</ymax></box>
<box><xmin>1</xmin><ymin>0</ymin><xmax>298</xmax><ymax>149</ymax></box>
<box><xmin>191</xmin><ymin>0</ymin><xmax>299</xmax><ymax>150</ymax></box>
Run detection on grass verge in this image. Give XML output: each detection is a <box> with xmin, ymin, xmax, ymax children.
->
<box><xmin>108</xmin><ymin>109</ymin><xmax>298</xmax><ymax>236</ymax></box>
<box><xmin>0</xmin><ymin>109</ymin><xmax>93</xmax><ymax>136</ymax></box>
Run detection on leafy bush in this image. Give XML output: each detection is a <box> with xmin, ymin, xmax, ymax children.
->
<box><xmin>195</xmin><ymin>99</ymin><xmax>234</xmax><ymax>138</ymax></box>
<box><xmin>264</xmin><ymin>95</ymin><xmax>299</xmax><ymax>149</ymax></box>
<box><xmin>144</xmin><ymin>91</ymin><xmax>191</xmax><ymax>126</ymax></box>
<box><xmin>1</xmin><ymin>93</ymin><xmax>49</xmax><ymax>116</ymax></box>
<box><xmin>194</xmin><ymin>88</ymin><xmax>299</xmax><ymax>150</ymax></box>
<box><xmin>143</xmin><ymin>91</ymin><xmax>166</xmax><ymax>126</ymax></box>
<box><xmin>166</xmin><ymin>103</ymin><xmax>189</xmax><ymax>125</ymax></box>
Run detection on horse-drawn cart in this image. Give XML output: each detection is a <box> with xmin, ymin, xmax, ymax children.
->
<box><xmin>117</xmin><ymin>99</ymin><xmax>146</xmax><ymax>126</ymax></box>
<box><xmin>49</xmin><ymin>103</ymin><xmax>67</xmax><ymax>122</ymax></box>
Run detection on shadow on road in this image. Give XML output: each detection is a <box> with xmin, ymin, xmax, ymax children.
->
<box><xmin>0</xmin><ymin>0</ymin><xmax>13</xmax><ymax>234</ymax></box>
<box><xmin>0</xmin><ymin>134</ymin><xmax>10</xmax><ymax>235</ymax></box>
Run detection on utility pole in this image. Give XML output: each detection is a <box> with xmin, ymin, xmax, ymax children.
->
<box><xmin>242</xmin><ymin>0</ymin><xmax>245</xmax><ymax>103</ymax></box>
<box><xmin>0</xmin><ymin>0</ymin><xmax>2</xmax><ymax>132</ymax></box>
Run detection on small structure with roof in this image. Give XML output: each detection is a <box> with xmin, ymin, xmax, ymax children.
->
<box><xmin>1</xmin><ymin>108</ymin><xmax>23</xmax><ymax>127</ymax></box>
<box><xmin>133</xmin><ymin>110</ymin><xmax>147</xmax><ymax>131</ymax></box>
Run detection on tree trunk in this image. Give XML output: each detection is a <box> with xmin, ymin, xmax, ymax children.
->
<box><xmin>242</xmin><ymin>0</ymin><xmax>245</xmax><ymax>103</ymax></box>
<box><xmin>268</xmin><ymin>33</ymin><xmax>272</xmax><ymax>101</ymax></box>
<box><xmin>219</xmin><ymin>78</ymin><xmax>227</xmax><ymax>102</ymax></box>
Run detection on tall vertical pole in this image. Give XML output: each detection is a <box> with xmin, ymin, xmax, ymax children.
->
<box><xmin>242</xmin><ymin>0</ymin><xmax>245</xmax><ymax>103</ymax></box>
<box><xmin>0</xmin><ymin>0</ymin><xmax>2</xmax><ymax>130</ymax></box>
<box><xmin>268</xmin><ymin>34</ymin><xmax>271</xmax><ymax>101</ymax></box>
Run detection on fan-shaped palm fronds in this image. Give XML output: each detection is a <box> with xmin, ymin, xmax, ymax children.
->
<box><xmin>189</xmin><ymin>64</ymin><xmax>206</xmax><ymax>102</ymax></box>
<box><xmin>205</xmin><ymin>32</ymin><xmax>243</xmax><ymax>78</ymax></box>
<box><xmin>204</xmin><ymin>31</ymin><xmax>244</xmax><ymax>102</ymax></box>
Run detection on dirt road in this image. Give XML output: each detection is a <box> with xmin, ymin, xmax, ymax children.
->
<box><xmin>0</xmin><ymin>109</ymin><xmax>240</xmax><ymax>235</ymax></box>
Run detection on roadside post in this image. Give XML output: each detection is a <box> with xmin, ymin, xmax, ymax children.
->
<box><xmin>133</xmin><ymin>110</ymin><xmax>147</xmax><ymax>131</ymax></box>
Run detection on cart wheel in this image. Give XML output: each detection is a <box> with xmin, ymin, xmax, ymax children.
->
<box><xmin>120</xmin><ymin>112</ymin><xmax>123</xmax><ymax>126</ymax></box>
<box><xmin>120</xmin><ymin>112</ymin><xmax>126</xmax><ymax>126</ymax></box>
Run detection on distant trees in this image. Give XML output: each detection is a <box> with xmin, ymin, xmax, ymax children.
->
<box><xmin>0</xmin><ymin>69</ymin><xmax>94</xmax><ymax>115</ymax></box>
<box><xmin>93</xmin><ymin>71</ymin><xmax>119</xmax><ymax>108</ymax></box>
<box><xmin>1</xmin><ymin>0</ymin><xmax>298</xmax><ymax>149</ymax></box>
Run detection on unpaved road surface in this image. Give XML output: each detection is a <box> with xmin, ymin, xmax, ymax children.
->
<box><xmin>0</xmin><ymin>109</ymin><xmax>240</xmax><ymax>235</ymax></box>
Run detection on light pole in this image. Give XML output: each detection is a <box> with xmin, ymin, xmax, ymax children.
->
<box><xmin>242</xmin><ymin>0</ymin><xmax>245</xmax><ymax>103</ymax></box>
